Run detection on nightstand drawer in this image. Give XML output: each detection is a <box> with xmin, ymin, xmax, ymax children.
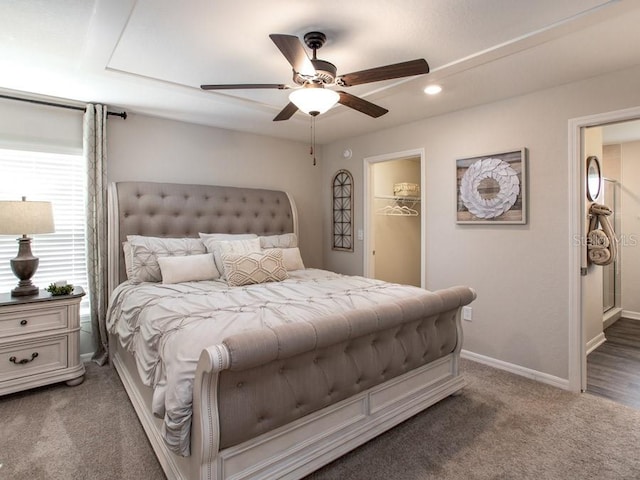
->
<box><xmin>0</xmin><ymin>336</ymin><xmax>68</xmax><ymax>382</ymax></box>
<box><xmin>0</xmin><ymin>306</ymin><xmax>68</xmax><ymax>338</ymax></box>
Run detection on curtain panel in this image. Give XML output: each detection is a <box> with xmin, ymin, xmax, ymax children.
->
<box><xmin>84</xmin><ymin>104</ymin><xmax>109</xmax><ymax>365</ymax></box>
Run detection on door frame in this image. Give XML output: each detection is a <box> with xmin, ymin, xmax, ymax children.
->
<box><xmin>568</xmin><ymin>105</ymin><xmax>640</xmax><ymax>392</ymax></box>
<box><xmin>363</xmin><ymin>148</ymin><xmax>426</xmax><ymax>288</ymax></box>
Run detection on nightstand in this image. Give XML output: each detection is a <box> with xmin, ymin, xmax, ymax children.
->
<box><xmin>0</xmin><ymin>287</ymin><xmax>86</xmax><ymax>396</ymax></box>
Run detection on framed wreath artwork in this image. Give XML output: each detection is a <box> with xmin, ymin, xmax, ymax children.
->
<box><xmin>456</xmin><ymin>148</ymin><xmax>527</xmax><ymax>224</ymax></box>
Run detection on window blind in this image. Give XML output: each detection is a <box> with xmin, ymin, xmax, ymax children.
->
<box><xmin>0</xmin><ymin>148</ymin><xmax>90</xmax><ymax>319</ymax></box>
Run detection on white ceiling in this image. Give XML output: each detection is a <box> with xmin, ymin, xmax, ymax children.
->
<box><xmin>2</xmin><ymin>0</ymin><xmax>640</xmax><ymax>144</ymax></box>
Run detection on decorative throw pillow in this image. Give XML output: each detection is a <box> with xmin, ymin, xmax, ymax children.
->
<box><xmin>157</xmin><ymin>253</ymin><xmax>218</xmax><ymax>284</ymax></box>
<box><xmin>259</xmin><ymin>233</ymin><xmax>298</xmax><ymax>249</ymax></box>
<box><xmin>201</xmin><ymin>237</ymin><xmax>262</xmax><ymax>276</ymax></box>
<box><xmin>127</xmin><ymin>235</ymin><xmax>207</xmax><ymax>283</ymax></box>
<box><xmin>222</xmin><ymin>249</ymin><xmax>289</xmax><ymax>287</ymax></box>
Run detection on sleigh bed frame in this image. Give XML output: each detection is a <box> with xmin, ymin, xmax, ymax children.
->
<box><xmin>107</xmin><ymin>181</ymin><xmax>475</xmax><ymax>480</ymax></box>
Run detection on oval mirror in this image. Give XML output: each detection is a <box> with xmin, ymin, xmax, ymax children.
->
<box><xmin>586</xmin><ymin>155</ymin><xmax>602</xmax><ymax>202</ymax></box>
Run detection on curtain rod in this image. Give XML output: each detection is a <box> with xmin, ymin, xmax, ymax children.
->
<box><xmin>0</xmin><ymin>94</ymin><xmax>127</xmax><ymax>119</ymax></box>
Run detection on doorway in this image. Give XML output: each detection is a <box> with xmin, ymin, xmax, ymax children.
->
<box><xmin>364</xmin><ymin>149</ymin><xmax>425</xmax><ymax>288</ymax></box>
<box><xmin>569</xmin><ymin>106</ymin><xmax>640</xmax><ymax>393</ymax></box>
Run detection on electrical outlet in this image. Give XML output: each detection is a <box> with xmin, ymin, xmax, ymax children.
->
<box><xmin>462</xmin><ymin>306</ymin><xmax>472</xmax><ymax>321</ymax></box>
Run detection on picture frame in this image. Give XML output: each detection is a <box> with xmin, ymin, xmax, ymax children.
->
<box><xmin>456</xmin><ymin>148</ymin><xmax>527</xmax><ymax>224</ymax></box>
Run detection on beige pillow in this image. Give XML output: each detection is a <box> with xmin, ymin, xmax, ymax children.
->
<box><xmin>221</xmin><ymin>249</ymin><xmax>289</xmax><ymax>287</ymax></box>
<box><xmin>259</xmin><ymin>233</ymin><xmax>298</xmax><ymax>249</ymax></box>
<box><xmin>157</xmin><ymin>253</ymin><xmax>218</xmax><ymax>284</ymax></box>
<box><xmin>274</xmin><ymin>247</ymin><xmax>305</xmax><ymax>271</ymax></box>
<box><xmin>123</xmin><ymin>242</ymin><xmax>133</xmax><ymax>280</ymax></box>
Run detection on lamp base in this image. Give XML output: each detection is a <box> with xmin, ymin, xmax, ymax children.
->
<box><xmin>10</xmin><ymin>236</ymin><xmax>40</xmax><ymax>297</ymax></box>
<box><xmin>11</xmin><ymin>282</ymin><xmax>39</xmax><ymax>297</ymax></box>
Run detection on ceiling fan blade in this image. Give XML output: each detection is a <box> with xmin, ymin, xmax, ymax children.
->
<box><xmin>201</xmin><ymin>83</ymin><xmax>289</xmax><ymax>90</ymax></box>
<box><xmin>337</xmin><ymin>91</ymin><xmax>388</xmax><ymax>118</ymax></box>
<box><xmin>338</xmin><ymin>59</ymin><xmax>430</xmax><ymax>87</ymax></box>
<box><xmin>273</xmin><ymin>102</ymin><xmax>299</xmax><ymax>121</ymax></box>
<box><xmin>269</xmin><ymin>34</ymin><xmax>316</xmax><ymax>77</ymax></box>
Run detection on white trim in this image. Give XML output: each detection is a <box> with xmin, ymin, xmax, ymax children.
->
<box><xmin>80</xmin><ymin>352</ymin><xmax>94</xmax><ymax>363</ymax></box>
<box><xmin>568</xmin><ymin>105</ymin><xmax>640</xmax><ymax>393</ymax></box>
<box><xmin>567</xmin><ymin>116</ymin><xmax>584</xmax><ymax>393</ymax></box>
<box><xmin>363</xmin><ymin>148</ymin><xmax>426</xmax><ymax>288</ymax></box>
<box><xmin>586</xmin><ymin>332</ymin><xmax>606</xmax><ymax>355</ymax></box>
<box><xmin>603</xmin><ymin>307</ymin><xmax>622</xmax><ymax>329</ymax></box>
<box><xmin>461</xmin><ymin>350</ymin><xmax>570</xmax><ymax>390</ymax></box>
<box><xmin>622</xmin><ymin>310</ymin><xmax>640</xmax><ymax>321</ymax></box>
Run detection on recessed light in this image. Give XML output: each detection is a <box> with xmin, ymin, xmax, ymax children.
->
<box><xmin>424</xmin><ymin>85</ymin><xmax>442</xmax><ymax>95</ymax></box>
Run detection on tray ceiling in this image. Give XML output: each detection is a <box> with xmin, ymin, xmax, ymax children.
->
<box><xmin>1</xmin><ymin>0</ymin><xmax>640</xmax><ymax>143</ymax></box>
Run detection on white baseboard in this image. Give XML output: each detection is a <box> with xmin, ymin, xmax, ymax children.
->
<box><xmin>622</xmin><ymin>310</ymin><xmax>640</xmax><ymax>321</ymax></box>
<box><xmin>80</xmin><ymin>352</ymin><xmax>94</xmax><ymax>363</ymax></box>
<box><xmin>603</xmin><ymin>307</ymin><xmax>622</xmax><ymax>329</ymax></box>
<box><xmin>460</xmin><ymin>350</ymin><xmax>570</xmax><ymax>390</ymax></box>
<box><xmin>586</xmin><ymin>332</ymin><xmax>606</xmax><ymax>355</ymax></box>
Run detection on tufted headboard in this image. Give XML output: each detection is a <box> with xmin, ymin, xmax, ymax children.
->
<box><xmin>107</xmin><ymin>181</ymin><xmax>297</xmax><ymax>291</ymax></box>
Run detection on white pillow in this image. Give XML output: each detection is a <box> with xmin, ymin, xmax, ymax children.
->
<box><xmin>273</xmin><ymin>247</ymin><xmax>305</xmax><ymax>271</ymax></box>
<box><xmin>222</xmin><ymin>249</ymin><xmax>289</xmax><ymax>287</ymax></box>
<box><xmin>127</xmin><ymin>235</ymin><xmax>207</xmax><ymax>283</ymax></box>
<box><xmin>157</xmin><ymin>253</ymin><xmax>219</xmax><ymax>284</ymax></box>
<box><xmin>259</xmin><ymin>233</ymin><xmax>298</xmax><ymax>249</ymax></box>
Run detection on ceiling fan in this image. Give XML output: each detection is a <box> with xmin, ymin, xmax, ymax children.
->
<box><xmin>200</xmin><ymin>31</ymin><xmax>430</xmax><ymax>121</ymax></box>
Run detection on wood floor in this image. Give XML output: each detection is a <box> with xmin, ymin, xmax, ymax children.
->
<box><xmin>587</xmin><ymin>318</ymin><xmax>640</xmax><ymax>409</ymax></box>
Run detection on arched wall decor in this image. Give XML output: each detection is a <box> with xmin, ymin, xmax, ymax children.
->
<box><xmin>332</xmin><ymin>169</ymin><xmax>354</xmax><ymax>251</ymax></box>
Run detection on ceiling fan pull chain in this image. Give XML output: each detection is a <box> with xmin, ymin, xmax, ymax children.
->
<box><xmin>311</xmin><ymin>116</ymin><xmax>317</xmax><ymax>166</ymax></box>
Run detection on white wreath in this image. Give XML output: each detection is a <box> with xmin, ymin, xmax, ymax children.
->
<box><xmin>460</xmin><ymin>158</ymin><xmax>520</xmax><ymax>219</ymax></box>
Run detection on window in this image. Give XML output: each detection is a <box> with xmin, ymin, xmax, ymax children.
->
<box><xmin>0</xmin><ymin>148</ymin><xmax>90</xmax><ymax>319</ymax></box>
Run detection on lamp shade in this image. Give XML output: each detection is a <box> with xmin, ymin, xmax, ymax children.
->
<box><xmin>289</xmin><ymin>87</ymin><xmax>340</xmax><ymax>116</ymax></box>
<box><xmin>0</xmin><ymin>199</ymin><xmax>55</xmax><ymax>235</ymax></box>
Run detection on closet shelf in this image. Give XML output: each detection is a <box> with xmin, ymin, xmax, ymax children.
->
<box><xmin>375</xmin><ymin>194</ymin><xmax>420</xmax><ymax>202</ymax></box>
<box><xmin>375</xmin><ymin>195</ymin><xmax>420</xmax><ymax>216</ymax></box>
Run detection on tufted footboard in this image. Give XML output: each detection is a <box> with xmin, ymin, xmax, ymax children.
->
<box><xmin>190</xmin><ymin>285</ymin><xmax>476</xmax><ymax>480</ymax></box>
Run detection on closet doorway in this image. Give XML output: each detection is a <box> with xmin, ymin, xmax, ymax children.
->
<box><xmin>364</xmin><ymin>149</ymin><xmax>425</xmax><ymax>288</ymax></box>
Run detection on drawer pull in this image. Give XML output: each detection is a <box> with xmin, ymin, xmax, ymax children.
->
<box><xmin>9</xmin><ymin>352</ymin><xmax>39</xmax><ymax>365</ymax></box>
<box><xmin>20</xmin><ymin>319</ymin><xmax>28</xmax><ymax>326</ymax></box>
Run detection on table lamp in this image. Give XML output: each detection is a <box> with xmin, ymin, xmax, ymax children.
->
<box><xmin>0</xmin><ymin>197</ymin><xmax>55</xmax><ymax>296</ymax></box>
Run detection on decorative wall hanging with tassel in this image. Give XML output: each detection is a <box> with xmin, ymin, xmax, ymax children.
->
<box><xmin>587</xmin><ymin>203</ymin><xmax>618</xmax><ymax>266</ymax></box>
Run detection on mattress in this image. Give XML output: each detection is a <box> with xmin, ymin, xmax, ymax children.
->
<box><xmin>106</xmin><ymin>268</ymin><xmax>430</xmax><ymax>455</ymax></box>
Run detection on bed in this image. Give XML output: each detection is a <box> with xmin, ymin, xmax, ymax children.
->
<box><xmin>106</xmin><ymin>181</ymin><xmax>476</xmax><ymax>480</ymax></box>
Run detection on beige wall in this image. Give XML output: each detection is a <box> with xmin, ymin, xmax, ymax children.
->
<box><xmin>620</xmin><ymin>141</ymin><xmax>640</xmax><ymax>315</ymax></box>
<box><xmin>372</xmin><ymin>158</ymin><xmax>421</xmax><ymax>286</ymax></box>
<box><xmin>322</xmin><ymin>63</ymin><xmax>640</xmax><ymax>380</ymax></box>
<box><xmin>107</xmin><ymin>112</ymin><xmax>323</xmax><ymax>269</ymax></box>
<box><xmin>602</xmin><ymin>144</ymin><xmax>622</xmax><ymax>314</ymax></box>
<box><xmin>583</xmin><ymin>127</ymin><xmax>604</xmax><ymax>347</ymax></box>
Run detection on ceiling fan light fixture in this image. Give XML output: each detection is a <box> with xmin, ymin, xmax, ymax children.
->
<box><xmin>289</xmin><ymin>86</ymin><xmax>339</xmax><ymax>116</ymax></box>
